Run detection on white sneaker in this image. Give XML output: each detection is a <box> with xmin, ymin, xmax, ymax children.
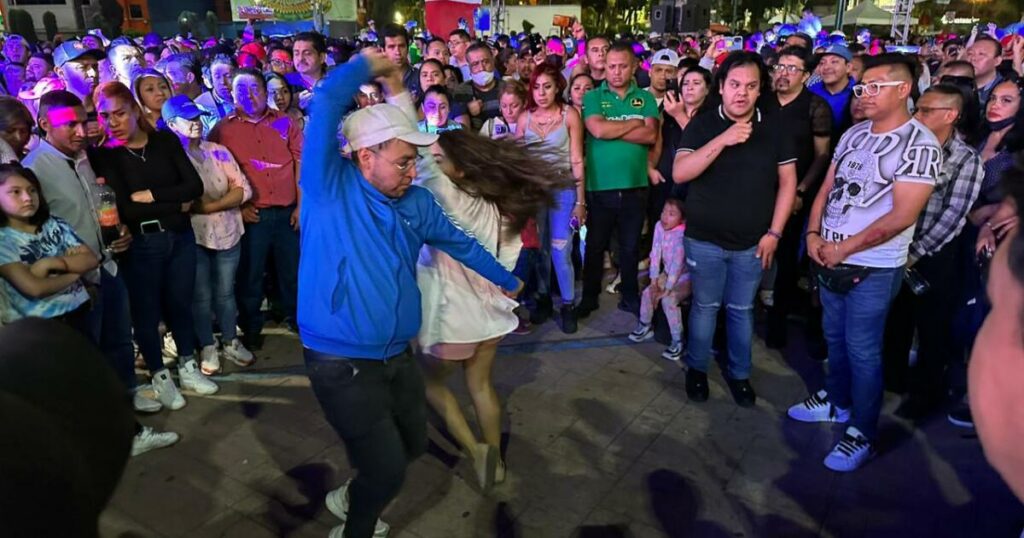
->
<box><xmin>788</xmin><ymin>390</ymin><xmax>850</xmax><ymax>423</ymax></box>
<box><xmin>151</xmin><ymin>369</ymin><xmax>186</xmax><ymax>410</ymax></box>
<box><xmin>132</xmin><ymin>388</ymin><xmax>162</xmax><ymax>413</ymax></box>
<box><xmin>326</xmin><ymin>480</ymin><xmax>391</xmax><ymax>537</ymax></box>
<box><xmin>628</xmin><ymin>323</ymin><xmax>654</xmax><ymax>343</ymax></box>
<box><xmin>199</xmin><ymin>345</ymin><xmax>221</xmax><ymax>376</ymax></box>
<box><xmin>824</xmin><ymin>426</ymin><xmax>874</xmax><ymax>472</ymax></box>
<box><xmin>131</xmin><ymin>426</ymin><xmax>179</xmax><ymax>457</ymax></box>
<box><xmin>661</xmin><ymin>341</ymin><xmax>683</xmax><ymax>361</ymax></box>
<box><xmin>606</xmin><ymin>273</ymin><xmax>622</xmax><ymax>294</ymax></box>
<box><xmin>178</xmin><ymin>358</ymin><xmax>219</xmax><ymax>395</ymax></box>
<box><xmin>221</xmin><ymin>338</ymin><xmax>255</xmax><ymax>367</ymax></box>
<box><xmin>161</xmin><ymin>332</ymin><xmax>178</xmax><ymax>359</ymax></box>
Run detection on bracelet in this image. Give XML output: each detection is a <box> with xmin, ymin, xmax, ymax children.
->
<box><xmin>766</xmin><ymin>230</ymin><xmax>782</xmax><ymax>240</ymax></box>
<box><xmin>575</xmin><ymin>202</ymin><xmax>586</xmax><ymax>207</ymax></box>
<box><xmin>806</xmin><ymin>230</ymin><xmax>821</xmax><ymax>237</ymax></box>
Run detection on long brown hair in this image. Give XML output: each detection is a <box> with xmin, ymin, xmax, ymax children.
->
<box><xmin>92</xmin><ymin>81</ymin><xmax>154</xmax><ymax>146</ymax></box>
<box><xmin>436</xmin><ymin>129</ymin><xmax>573</xmax><ymax>234</ymax></box>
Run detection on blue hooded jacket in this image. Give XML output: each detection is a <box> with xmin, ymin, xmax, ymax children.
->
<box><xmin>297</xmin><ymin>55</ymin><xmax>519</xmax><ymax>360</ymax></box>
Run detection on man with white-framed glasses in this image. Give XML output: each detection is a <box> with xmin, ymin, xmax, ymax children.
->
<box><xmin>762</xmin><ymin>46</ymin><xmax>833</xmax><ymax>353</ymax></box>
<box><xmin>788</xmin><ymin>54</ymin><xmax>941</xmax><ymax>472</ymax></box>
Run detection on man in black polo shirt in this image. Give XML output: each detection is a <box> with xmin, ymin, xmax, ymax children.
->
<box><xmin>673</xmin><ymin>51</ymin><xmax>798</xmax><ymax>407</ymax></box>
<box><xmin>762</xmin><ymin>46</ymin><xmax>833</xmax><ymax>351</ymax></box>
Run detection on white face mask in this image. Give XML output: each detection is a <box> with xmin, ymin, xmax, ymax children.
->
<box><xmin>471</xmin><ymin>70</ymin><xmax>494</xmax><ymax>87</ymax></box>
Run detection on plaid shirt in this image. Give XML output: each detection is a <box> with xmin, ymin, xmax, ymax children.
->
<box><xmin>909</xmin><ymin>133</ymin><xmax>984</xmax><ymax>263</ymax></box>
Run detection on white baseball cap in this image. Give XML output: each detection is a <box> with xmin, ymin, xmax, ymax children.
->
<box><xmin>651</xmin><ymin>48</ymin><xmax>680</xmax><ymax>67</ymax></box>
<box><xmin>342</xmin><ymin>103</ymin><xmax>438</xmax><ymax>151</ymax></box>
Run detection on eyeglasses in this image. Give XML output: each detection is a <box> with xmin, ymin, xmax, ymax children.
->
<box><xmin>852</xmin><ymin>81</ymin><xmax>907</xmax><ymax>98</ymax></box>
<box><xmin>370</xmin><ymin>149</ymin><xmax>421</xmax><ymax>172</ymax></box>
<box><xmin>772</xmin><ymin>64</ymin><xmax>804</xmax><ymax>74</ymax></box>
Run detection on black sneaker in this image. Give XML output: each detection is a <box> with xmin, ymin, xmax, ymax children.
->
<box><xmin>530</xmin><ymin>295</ymin><xmax>553</xmax><ymax>325</ymax></box>
<box><xmin>894</xmin><ymin>396</ymin><xmax>941</xmax><ymax>421</ymax></box>
<box><xmin>241</xmin><ymin>332</ymin><xmax>264</xmax><ymax>351</ymax></box>
<box><xmin>686</xmin><ymin>369</ymin><xmax>709</xmax><ymax>402</ymax></box>
<box><xmin>558</xmin><ymin>305</ymin><xmax>578</xmax><ymax>334</ymax></box>
<box><xmin>617</xmin><ymin>298</ymin><xmax>640</xmax><ymax>316</ymax></box>
<box><xmin>727</xmin><ymin>378</ymin><xmax>757</xmax><ymax>408</ymax></box>
<box><xmin>947</xmin><ymin>404</ymin><xmax>974</xmax><ymax>429</ymax></box>
<box><xmin>576</xmin><ymin>299</ymin><xmax>599</xmax><ymax>319</ymax></box>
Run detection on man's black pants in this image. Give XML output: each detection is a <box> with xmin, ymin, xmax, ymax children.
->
<box><xmin>305</xmin><ymin>347</ymin><xmax>427</xmax><ymax>538</ymax></box>
<box><xmin>582</xmin><ymin>187</ymin><xmax>647</xmax><ymax>308</ymax></box>
<box><xmin>882</xmin><ymin>235</ymin><xmax>963</xmax><ymax>402</ymax></box>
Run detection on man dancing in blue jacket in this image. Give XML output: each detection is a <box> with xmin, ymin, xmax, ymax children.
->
<box><xmin>299</xmin><ymin>50</ymin><xmax>523</xmax><ymax>538</ymax></box>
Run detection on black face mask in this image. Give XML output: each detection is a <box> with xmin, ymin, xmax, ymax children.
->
<box><xmin>986</xmin><ymin>116</ymin><xmax>1016</xmax><ymax>132</ymax></box>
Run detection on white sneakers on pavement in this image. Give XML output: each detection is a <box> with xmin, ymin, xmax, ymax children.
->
<box><xmin>199</xmin><ymin>345</ymin><xmax>221</xmax><ymax>375</ymax></box>
<box><xmin>824</xmin><ymin>426</ymin><xmax>874</xmax><ymax>472</ymax></box>
<box><xmin>222</xmin><ymin>338</ymin><xmax>255</xmax><ymax>367</ymax></box>
<box><xmin>788</xmin><ymin>390</ymin><xmax>851</xmax><ymax>423</ymax></box>
<box><xmin>131</xmin><ymin>426</ymin><xmax>179</xmax><ymax>457</ymax></box>
<box><xmin>326</xmin><ymin>479</ymin><xmax>391</xmax><ymax>537</ymax></box>
<box><xmin>132</xmin><ymin>386</ymin><xmax>162</xmax><ymax>413</ymax></box>
<box><xmin>152</xmin><ymin>369</ymin><xmax>186</xmax><ymax>410</ymax></box>
<box><xmin>178</xmin><ymin>358</ymin><xmax>219</xmax><ymax>395</ymax></box>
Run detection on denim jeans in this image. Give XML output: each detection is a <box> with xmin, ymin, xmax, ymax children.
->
<box><xmin>86</xmin><ymin>267</ymin><xmax>137</xmax><ymax>391</ymax></box>
<box><xmin>821</xmin><ymin>267</ymin><xmax>903</xmax><ymax>440</ymax></box>
<box><xmin>305</xmin><ymin>347</ymin><xmax>426</xmax><ymax>538</ymax></box>
<box><xmin>684</xmin><ymin>237</ymin><xmax>763</xmax><ymax>380</ymax></box>
<box><xmin>194</xmin><ymin>242</ymin><xmax>242</xmax><ymax>347</ymax></box>
<box><xmin>536</xmin><ymin>188</ymin><xmax>577</xmax><ymax>304</ymax></box>
<box><xmin>237</xmin><ymin>206</ymin><xmax>299</xmax><ymax>335</ymax></box>
<box><xmin>512</xmin><ymin>247</ymin><xmax>539</xmax><ymax>304</ymax></box>
<box><xmin>582</xmin><ymin>188</ymin><xmax>647</xmax><ymax>306</ymax></box>
<box><xmin>123</xmin><ymin>229</ymin><xmax>198</xmax><ymax>372</ymax></box>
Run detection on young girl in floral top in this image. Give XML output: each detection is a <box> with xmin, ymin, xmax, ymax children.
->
<box><xmin>629</xmin><ymin>198</ymin><xmax>691</xmax><ymax>361</ymax></box>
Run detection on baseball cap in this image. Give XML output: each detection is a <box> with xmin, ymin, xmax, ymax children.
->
<box><xmin>53</xmin><ymin>40</ymin><xmax>104</xmax><ymax>68</ymax></box>
<box><xmin>161</xmin><ymin>94</ymin><xmax>209</xmax><ymax>122</ymax></box>
<box><xmin>342</xmin><ymin>104</ymin><xmax>438</xmax><ymax>151</ymax></box>
<box><xmin>651</xmin><ymin>48</ymin><xmax>680</xmax><ymax>67</ymax></box>
<box><xmin>823</xmin><ymin>44</ymin><xmax>853</xmax><ymax>63</ymax></box>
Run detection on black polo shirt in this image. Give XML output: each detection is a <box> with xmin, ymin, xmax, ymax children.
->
<box><xmin>677</xmin><ymin>105</ymin><xmax>797</xmax><ymax>250</ymax></box>
<box><xmin>761</xmin><ymin>88</ymin><xmax>832</xmax><ymax>188</ymax></box>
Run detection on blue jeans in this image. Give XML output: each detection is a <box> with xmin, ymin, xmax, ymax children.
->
<box><xmin>237</xmin><ymin>206</ymin><xmax>299</xmax><ymax>335</ymax></box>
<box><xmin>536</xmin><ymin>188</ymin><xmax>577</xmax><ymax>304</ymax></box>
<box><xmin>821</xmin><ymin>267</ymin><xmax>903</xmax><ymax>440</ymax></box>
<box><xmin>123</xmin><ymin>229</ymin><xmax>198</xmax><ymax>372</ymax></box>
<box><xmin>86</xmin><ymin>267</ymin><xmax>137</xmax><ymax>391</ymax></box>
<box><xmin>684</xmin><ymin>238</ymin><xmax>763</xmax><ymax>380</ymax></box>
<box><xmin>194</xmin><ymin>242</ymin><xmax>242</xmax><ymax>347</ymax></box>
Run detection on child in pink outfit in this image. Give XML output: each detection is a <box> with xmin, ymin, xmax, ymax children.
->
<box><xmin>629</xmin><ymin>199</ymin><xmax>692</xmax><ymax>361</ymax></box>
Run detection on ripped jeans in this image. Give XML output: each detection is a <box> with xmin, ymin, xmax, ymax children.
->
<box><xmin>684</xmin><ymin>237</ymin><xmax>763</xmax><ymax>380</ymax></box>
<box><xmin>536</xmin><ymin>187</ymin><xmax>577</xmax><ymax>305</ymax></box>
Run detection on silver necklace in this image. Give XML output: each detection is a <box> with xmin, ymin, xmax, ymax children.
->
<box><xmin>124</xmin><ymin>145</ymin><xmax>146</xmax><ymax>162</ymax></box>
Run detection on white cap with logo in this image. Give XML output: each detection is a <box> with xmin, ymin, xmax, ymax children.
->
<box><xmin>650</xmin><ymin>49</ymin><xmax>680</xmax><ymax>67</ymax></box>
<box><xmin>342</xmin><ymin>103</ymin><xmax>439</xmax><ymax>151</ymax></box>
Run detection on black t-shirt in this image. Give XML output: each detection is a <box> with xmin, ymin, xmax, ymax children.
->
<box><xmin>88</xmin><ymin>130</ymin><xmax>205</xmax><ymax>233</ymax></box>
<box><xmin>761</xmin><ymin>89</ymin><xmax>832</xmax><ymax>193</ymax></box>
<box><xmin>677</xmin><ymin>105</ymin><xmax>797</xmax><ymax>250</ymax></box>
<box><xmin>453</xmin><ymin>80</ymin><xmax>500</xmax><ymax>131</ymax></box>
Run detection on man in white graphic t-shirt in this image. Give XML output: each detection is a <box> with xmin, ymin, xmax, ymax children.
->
<box><xmin>785</xmin><ymin>54</ymin><xmax>940</xmax><ymax>473</ymax></box>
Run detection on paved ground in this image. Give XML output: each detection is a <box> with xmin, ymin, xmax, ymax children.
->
<box><xmin>99</xmin><ymin>300</ymin><xmax>1024</xmax><ymax>538</ymax></box>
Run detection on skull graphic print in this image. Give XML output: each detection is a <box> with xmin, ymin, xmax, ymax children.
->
<box><xmin>821</xmin><ymin>119</ymin><xmax>942</xmax><ymax>267</ymax></box>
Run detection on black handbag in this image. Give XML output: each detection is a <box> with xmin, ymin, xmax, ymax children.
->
<box><xmin>815</xmin><ymin>263</ymin><xmax>875</xmax><ymax>294</ymax></box>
